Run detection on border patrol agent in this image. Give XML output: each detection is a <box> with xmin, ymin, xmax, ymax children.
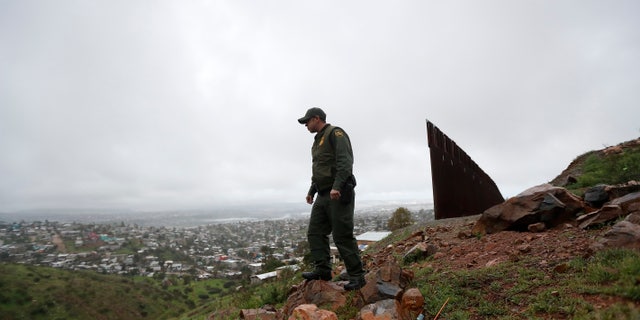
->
<box><xmin>297</xmin><ymin>107</ymin><xmax>366</xmax><ymax>291</ymax></box>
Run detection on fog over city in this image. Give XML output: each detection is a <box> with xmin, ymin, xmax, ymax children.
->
<box><xmin>1</xmin><ymin>1</ymin><xmax>639</xmax><ymax>214</ymax></box>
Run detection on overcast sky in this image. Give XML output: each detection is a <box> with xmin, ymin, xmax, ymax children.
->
<box><xmin>1</xmin><ymin>1</ymin><xmax>639</xmax><ymax>213</ymax></box>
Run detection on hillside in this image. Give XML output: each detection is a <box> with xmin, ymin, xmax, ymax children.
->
<box><xmin>194</xmin><ymin>212</ymin><xmax>639</xmax><ymax>320</ymax></box>
<box><xmin>366</xmin><ymin>215</ymin><xmax>639</xmax><ymax>319</ymax></box>
<box><xmin>359</xmin><ymin>138</ymin><xmax>640</xmax><ymax>319</ymax></box>
<box><xmin>550</xmin><ymin>137</ymin><xmax>640</xmax><ymax>189</ymax></box>
<box><xmin>216</xmin><ymin>138</ymin><xmax>640</xmax><ymax>319</ymax></box>
<box><xmin>4</xmin><ymin>214</ymin><xmax>637</xmax><ymax>320</ymax></box>
<box><xmin>0</xmin><ymin>263</ymin><xmax>196</xmax><ymax>320</ymax></box>
<box><xmin>1</xmin><ymin>138</ymin><xmax>639</xmax><ymax>320</ymax></box>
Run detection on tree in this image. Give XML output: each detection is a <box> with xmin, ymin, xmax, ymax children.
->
<box><xmin>262</xmin><ymin>255</ymin><xmax>284</xmax><ymax>273</ymax></box>
<box><xmin>294</xmin><ymin>240</ymin><xmax>309</xmax><ymax>257</ymax></box>
<box><xmin>240</xmin><ymin>265</ymin><xmax>252</xmax><ymax>280</ymax></box>
<box><xmin>387</xmin><ymin>207</ymin><xmax>414</xmax><ymax>231</ymax></box>
<box><xmin>260</xmin><ymin>245</ymin><xmax>274</xmax><ymax>256</ymax></box>
<box><xmin>182</xmin><ymin>274</ymin><xmax>192</xmax><ymax>286</ymax></box>
<box><xmin>236</xmin><ymin>249</ymin><xmax>250</xmax><ymax>260</ymax></box>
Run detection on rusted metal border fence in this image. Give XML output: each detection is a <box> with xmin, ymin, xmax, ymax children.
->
<box><xmin>426</xmin><ymin>120</ymin><xmax>504</xmax><ymax>219</ymax></box>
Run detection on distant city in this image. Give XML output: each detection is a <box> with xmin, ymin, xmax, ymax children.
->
<box><xmin>0</xmin><ymin>201</ymin><xmax>433</xmax><ymax>281</ymax></box>
<box><xmin>0</xmin><ymin>200</ymin><xmax>434</xmax><ymax>227</ymax></box>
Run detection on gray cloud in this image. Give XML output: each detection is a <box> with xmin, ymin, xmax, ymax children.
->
<box><xmin>1</xmin><ymin>1</ymin><xmax>639</xmax><ymax>212</ymax></box>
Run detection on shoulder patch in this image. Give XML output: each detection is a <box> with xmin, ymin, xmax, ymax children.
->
<box><xmin>334</xmin><ymin>130</ymin><xmax>344</xmax><ymax>137</ymax></box>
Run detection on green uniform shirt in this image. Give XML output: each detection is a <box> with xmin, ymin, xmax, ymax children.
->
<box><xmin>308</xmin><ymin>124</ymin><xmax>354</xmax><ymax>194</ymax></box>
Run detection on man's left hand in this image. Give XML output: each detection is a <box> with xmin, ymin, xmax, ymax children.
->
<box><xmin>330</xmin><ymin>189</ymin><xmax>341</xmax><ymax>200</ymax></box>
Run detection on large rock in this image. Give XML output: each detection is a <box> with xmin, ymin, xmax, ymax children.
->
<box><xmin>592</xmin><ymin>219</ymin><xmax>640</xmax><ymax>250</ymax></box>
<box><xmin>280</xmin><ymin>280</ymin><xmax>348</xmax><ymax>319</ymax></box>
<box><xmin>282</xmin><ymin>260</ymin><xmax>419</xmax><ymax>319</ymax></box>
<box><xmin>399</xmin><ymin>288</ymin><xmax>424</xmax><ymax>320</ymax></box>
<box><xmin>357</xmin><ymin>299</ymin><xmax>400</xmax><ymax>320</ymax></box>
<box><xmin>288</xmin><ymin>304</ymin><xmax>337</xmax><ymax>320</ymax></box>
<box><xmin>606</xmin><ymin>181</ymin><xmax>640</xmax><ymax>202</ymax></box>
<box><xmin>402</xmin><ymin>242</ymin><xmax>438</xmax><ymax>264</ymax></box>
<box><xmin>590</xmin><ymin>192</ymin><xmax>640</xmax><ymax>250</ymax></box>
<box><xmin>577</xmin><ymin>205</ymin><xmax>624</xmax><ymax>229</ymax></box>
<box><xmin>627</xmin><ymin>212</ymin><xmax>640</xmax><ymax>224</ymax></box>
<box><xmin>609</xmin><ymin>191</ymin><xmax>640</xmax><ymax>214</ymax></box>
<box><xmin>356</xmin><ymin>288</ymin><xmax>425</xmax><ymax>320</ymax></box>
<box><xmin>579</xmin><ymin>191</ymin><xmax>640</xmax><ymax>229</ymax></box>
<box><xmin>473</xmin><ymin>184</ymin><xmax>585</xmax><ymax>234</ymax></box>
<box><xmin>584</xmin><ymin>181</ymin><xmax>640</xmax><ymax>208</ymax></box>
<box><xmin>583</xmin><ymin>184</ymin><xmax>609</xmax><ymax>207</ymax></box>
<box><xmin>360</xmin><ymin>261</ymin><xmax>414</xmax><ymax>305</ymax></box>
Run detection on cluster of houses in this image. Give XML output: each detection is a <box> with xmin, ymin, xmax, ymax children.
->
<box><xmin>0</xmin><ymin>216</ymin><xmax>395</xmax><ymax>284</ymax></box>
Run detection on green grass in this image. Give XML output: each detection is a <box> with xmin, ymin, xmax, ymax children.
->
<box><xmin>179</xmin><ymin>269</ymin><xmax>302</xmax><ymax>320</ymax></box>
<box><xmin>413</xmin><ymin>249</ymin><xmax>640</xmax><ymax>319</ymax></box>
<box><xmin>567</xmin><ymin>147</ymin><xmax>640</xmax><ymax>190</ymax></box>
<box><xmin>334</xmin><ymin>291</ymin><xmax>362</xmax><ymax>320</ymax></box>
<box><xmin>573</xmin><ymin>249</ymin><xmax>640</xmax><ymax>300</ymax></box>
<box><xmin>0</xmin><ymin>263</ymin><xmax>193</xmax><ymax>320</ymax></box>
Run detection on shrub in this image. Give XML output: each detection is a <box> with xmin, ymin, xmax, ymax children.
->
<box><xmin>387</xmin><ymin>207</ymin><xmax>415</xmax><ymax>231</ymax></box>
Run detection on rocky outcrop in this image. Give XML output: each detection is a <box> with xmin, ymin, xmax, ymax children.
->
<box><xmin>473</xmin><ymin>182</ymin><xmax>640</xmax><ymax>236</ymax></box>
<box><xmin>549</xmin><ymin>138</ymin><xmax>640</xmax><ymax>188</ymax></box>
<box><xmin>284</xmin><ymin>285</ymin><xmax>424</xmax><ymax>320</ymax></box>
<box><xmin>577</xmin><ymin>205</ymin><xmax>624</xmax><ymax>229</ymax></box>
<box><xmin>578</xmin><ymin>191</ymin><xmax>640</xmax><ymax>229</ymax></box>
<box><xmin>280</xmin><ymin>280</ymin><xmax>348</xmax><ymax>318</ymax></box>
<box><xmin>583</xmin><ymin>181</ymin><xmax>640</xmax><ymax>208</ymax></box>
<box><xmin>473</xmin><ymin>184</ymin><xmax>585</xmax><ymax>234</ymax></box>
<box><xmin>360</xmin><ymin>261</ymin><xmax>414</xmax><ymax>305</ymax></box>
<box><xmin>468</xmin><ymin>181</ymin><xmax>640</xmax><ymax>259</ymax></box>
<box><xmin>593</xmin><ymin>219</ymin><xmax>640</xmax><ymax>250</ymax></box>
<box><xmin>587</xmin><ymin>191</ymin><xmax>640</xmax><ymax>250</ymax></box>
<box><xmin>278</xmin><ymin>260</ymin><xmax>423</xmax><ymax>320</ymax></box>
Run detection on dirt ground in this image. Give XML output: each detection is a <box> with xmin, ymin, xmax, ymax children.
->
<box><xmin>416</xmin><ymin>215</ymin><xmax>601</xmax><ymax>273</ymax></box>
<box><xmin>363</xmin><ymin>214</ymin><xmax>633</xmax><ymax>316</ymax></box>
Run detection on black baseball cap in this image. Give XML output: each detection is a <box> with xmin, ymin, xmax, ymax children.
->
<box><xmin>297</xmin><ymin>107</ymin><xmax>326</xmax><ymax>124</ymax></box>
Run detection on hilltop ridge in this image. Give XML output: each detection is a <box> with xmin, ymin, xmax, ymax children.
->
<box><xmin>235</xmin><ymin>137</ymin><xmax>640</xmax><ymax>320</ymax></box>
<box><xmin>550</xmin><ymin>137</ymin><xmax>640</xmax><ymax>187</ymax></box>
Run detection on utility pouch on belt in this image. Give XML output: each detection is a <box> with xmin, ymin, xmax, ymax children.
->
<box><xmin>340</xmin><ymin>174</ymin><xmax>357</xmax><ymax>204</ymax></box>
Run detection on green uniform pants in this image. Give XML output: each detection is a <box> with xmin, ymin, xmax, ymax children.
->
<box><xmin>307</xmin><ymin>192</ymin><xmax>365</xmax><ymax>279</ymax></box>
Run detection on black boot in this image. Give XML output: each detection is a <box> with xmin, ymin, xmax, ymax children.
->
<box><xmin>301</xmin><ymin>270</ymin><xmax>332</xmax><ymax>281</ymax></box>
<box><xmin>343</xmin><ymin>276</ymin><xmax>366</xmax><ymax>291</ymax></box>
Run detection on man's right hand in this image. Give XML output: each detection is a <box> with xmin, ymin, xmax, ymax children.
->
<box><xmin>306</xmin><ymin>194</ymin><xmax>314</xmax><ymax>204</ymax></box>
